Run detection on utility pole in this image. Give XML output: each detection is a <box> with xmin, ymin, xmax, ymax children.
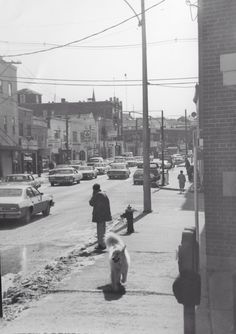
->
<box><xmin>141</xmin><ymin>0</ymin><xmax>151</xmax><ymax>213</ymax></box>
<box><xmin>135</xmin><ymin>118</ymin><xmax>138</xmax><ymax>155</ymax></box>
<box><xmin>161</xmin><ymin>110</ymin><xmax>165</xmax><ymax>186</ymax></box>
<box><xmin>185</xmin><ymin>109</ymin><xmax>188</xmax><ymax>156</ymax></box>
<box><xmin>65</xmin><ymin>115</ymin><xmax>69</xmax><ymax>163</ymax></box>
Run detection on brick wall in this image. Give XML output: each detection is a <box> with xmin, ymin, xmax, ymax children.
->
<box><xmin>199</xmin><ymin>0</ymin><xmax>236</xmax><ymax>258</ymax></box>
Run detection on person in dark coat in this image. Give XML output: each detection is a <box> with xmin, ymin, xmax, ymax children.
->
<box><xmin>178</xmin><ymin>170</ymin><xmax>186</xmax><ymax>194</ymax></box>
<box><xmin>89</xmin><ymin>183</ymin><xmax>112</xmax><ymax>250</ymax></box>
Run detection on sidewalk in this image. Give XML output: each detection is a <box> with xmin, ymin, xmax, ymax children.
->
<box><xmin>0</xmin><ymin>169</ymin><xmax>207</xmax><ymax>334</ymax></box>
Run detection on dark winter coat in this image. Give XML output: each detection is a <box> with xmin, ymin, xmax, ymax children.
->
<box><xmin>89</xmin><ymin>190</ymin><xmax>112</xmax><ymax>223</ymax></box>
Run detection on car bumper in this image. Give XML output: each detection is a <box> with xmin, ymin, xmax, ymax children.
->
<box><xmin>0</xmin><ymin>211</ymin><xmax>23</xmax><ymax>220</ymax></box>
<box><xmin>82</xmin><ymin>174</ymin><xmax>94</xmax><ymax>179</ymax></box>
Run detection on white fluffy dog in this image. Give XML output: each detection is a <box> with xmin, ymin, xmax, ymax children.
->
<box><xmin>104</xmin><ymin>232</ymin><xmax>130</xmax><ymax>292</ymax></box>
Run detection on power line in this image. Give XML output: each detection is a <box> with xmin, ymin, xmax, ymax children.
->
<box><xmin>1</xmin><ymin>79</ymin><xmax>197</xmax><ymax>87</ymax></box>
<box><xmin>0</xmin><ymin>74</ymin><xmax>198</xmax><ymax>83</ymax></box>
<box><xmin>1</xmin><ymin>0</ymin><xmax>167</xmax><ymax>58</ymax></box>
<box><xmin>0</xmin><ymin>37</ymin><xmax>197</xmax><ymax>50</ymax></box>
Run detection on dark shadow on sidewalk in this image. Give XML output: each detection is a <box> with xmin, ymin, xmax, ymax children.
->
<box><xmin>97</xmin><ymin>284</ymin><xmax>126</xmax><ymax>301</ymax></box>
<box><xmin>181</xmin><ymin>190</ymin><xmax>204</xmax><ymax>212</ymax></box>
<box><xmin>159</xmin><ymin>187</ymin><xmax>179</xmax><ymax>191</ymax></box>
<box><xmin>115</xmin><ymin>211</ymin><xmax>149</xmax><ymax>234</ymax></box>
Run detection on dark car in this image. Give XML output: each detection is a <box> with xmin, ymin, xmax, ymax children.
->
<box><xmin>133</xmin><ymin>168</ymin><xmax>160</xmax><ymax>187</ymax></box>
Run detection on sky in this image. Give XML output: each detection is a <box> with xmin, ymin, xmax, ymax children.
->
<box><xmin>0</xmin><ymin>0</ymin><xmax>198</xmax><ymax>118</ymax></box>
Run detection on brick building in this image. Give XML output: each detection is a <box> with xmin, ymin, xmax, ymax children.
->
<box><xmin>199</xmin><ymin>0</ymin><xmax>236</xmax><ymax>268</ymax></box>
<box><xmin>0</xmin><ymin>58</ymin><xmax>20</xmax><ymax>176</ymax></box>
<box><xmin>18</xmin><ymin>91</ymin><xmax>123</xmax><ymax>159</ymax></box>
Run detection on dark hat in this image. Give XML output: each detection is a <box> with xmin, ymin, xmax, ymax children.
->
<box><xmin>93</xmin><ymin>183</ymin><xmax>100</xmax><ymax>191</ymax></box>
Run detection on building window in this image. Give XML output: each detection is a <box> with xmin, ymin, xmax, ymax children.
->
<box><xmin>12</xmin><ymin>117</ymin><xmax>15</xmax><ymax>134</ymax></box>
<box><xmin>4</xmin><ymin>116</ymin><xmax>7</xmax><ymax>132</ymax></box>
<box><xmin>63</xmin><ymin>131</ymin><xmax>67</xmax><ymax>142</ymax></box>
<box><xmin>19</xmin><ymin>122</ymin><xmax>23</xmax><ymax>136</ymax></box>
<box><xmin>73</xmin><ymin>131</ymin><xmax>78</xmax><ymax>143</ymax></box>
<box><xmin>54</xmin><ymin>130</ymin><xmax>60</xmax><ymax>139</ymax></box>
<box><xmin>8</xmin><ymin>82</ymin><xmax>12</xmax><ymax>96</ymax></box>
<box><xmin>19</xmin><ymin>94</ymin><xmax>25</xmax><ymax>104</ymax></box>
<box><xmin>26</xmin><ymin>124</ymin><xmax>31</xmax><ymax>137</ymax></box>
<box><xmin>0</xmin><ymin>80</ymin><xmax>3</xmax><ymax>93</ymax></box>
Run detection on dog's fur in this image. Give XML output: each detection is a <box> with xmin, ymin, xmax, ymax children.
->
<box><xmin>104</xmin><ymin>232</ymin><xmax>130</xmax><ymax>292</ymax></box>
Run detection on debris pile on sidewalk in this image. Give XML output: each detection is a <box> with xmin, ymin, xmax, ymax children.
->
<box><xmin>2</xmin><ymin>214</ymin><xmax>129</xmax><ymax>321</ymax></box>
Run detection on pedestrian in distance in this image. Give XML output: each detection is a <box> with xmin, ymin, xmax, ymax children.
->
<box><xmin>177</xmin><ymin>170</ymin><xmax>186</xmax><ymax>194</ymax></box>
<box><xmin>89</xmin><ymin>183</ymin><xmax>112</xmax><ymax>251</ymax></box>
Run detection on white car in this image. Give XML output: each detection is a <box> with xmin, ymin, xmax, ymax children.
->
<box><xmin>0</xmin><ymin>184</ymin><xmax>54</xmax><ymax>223</ymax></box>
<box><xmin>49</xmin><ymin>167</ymin><xmax>82</xmax><ymax>186</ymax></box>
<box><xmin>78</xmin><ymin>165</ymin><xmax>98</xmax><ymax>180</ymax></box>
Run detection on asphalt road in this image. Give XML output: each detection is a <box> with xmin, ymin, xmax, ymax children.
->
<box><xmin>0</xmin><ymin>168</ymin><xmax>146</xmax><ymax>278</ymax></box>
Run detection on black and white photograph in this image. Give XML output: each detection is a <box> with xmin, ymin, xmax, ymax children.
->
<box><xmin>0</xmin><ymin>0</ymin><xmax>235</xmax><ymax>333</ymax></box>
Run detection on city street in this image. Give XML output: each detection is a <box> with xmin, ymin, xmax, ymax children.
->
<box><xmin>0</xmin><ymin>166</ymin><xmax>205</xmax><ymax>333</ymax></box>
<box><xmin>0</xmin><ymin>167</ymin><xmax>148</xmax><ymax>279</ymax></box>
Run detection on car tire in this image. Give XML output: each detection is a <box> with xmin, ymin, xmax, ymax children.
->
<box><xmin>51</xmin><ymin>182</ymin><xmax>55</xmax><ymax>186</ymax></box>
<box><xmin>22</xmin><ymin>208</ymin><xmax>31</xmax><ymax>224</ymax></box>
<box><xmin>42</xmin><ymin>203</ymin><xmax>50</xmax><ymax>216</ymax></box>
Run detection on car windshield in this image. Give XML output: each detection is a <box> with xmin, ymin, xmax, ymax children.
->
<box><xmin>94</xmin><ymin>163</ymin><xmax>105</xmax><ymax>167</ymax></box>
<box><xmin>150</xmin><ymin>164</ymin><xmax>158</xmax><ymax>168</ymax></box>
<box><xmin>80</xmin><ymin>166</ymin><xmax>93</xmax><ymax>170</ymax></box>
<box><xmin>110</xmin><ymin>164</ymin><xmax>126</xmax><ymax>169</ymax></box>
<box><xmin>54</xmin><ymin>169</ymin><xmax>73</xmax><ymax>174</ymax></box>
<box><xmin>0</xmin><ymin>188</ymin><xmax>23</xmax><ymax>197</ymax></box>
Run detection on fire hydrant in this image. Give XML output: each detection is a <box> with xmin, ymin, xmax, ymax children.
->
<box><xmin>121</xmin><ymin>204</ymin><xmax>135</xmax><ymax>234</ymax></box>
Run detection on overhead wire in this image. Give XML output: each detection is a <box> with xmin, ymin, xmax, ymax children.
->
<box><xmin>0</xmin><ymin>37</ymin><xmax>197</xmax><ymax>51</ymax></box>
<box><xmin>1</xmin><ymin>0</ymin><xmax>167</xmax><ymax>58</ymax></box>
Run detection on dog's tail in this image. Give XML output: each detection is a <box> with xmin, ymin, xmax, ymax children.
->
<box><xmin>104</xmin><ymin>232</ymin><xmax>124</xmax><ymax>248</ymax></box>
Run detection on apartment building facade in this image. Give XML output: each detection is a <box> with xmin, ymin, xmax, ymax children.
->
<box><xmin>0</xmin><ymin>58</ymin><xmax>19</xmax><ymax>176</ymax></box>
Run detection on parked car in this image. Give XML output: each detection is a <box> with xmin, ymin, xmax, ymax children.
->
<box><xmin>78</xmin><ymin>165</ymin><xmax>98</xmax><ymax>180</ymax></box>
<box><xmin>48</xmin><ymin>167</ymin><xmax>82</xmax><ymax>186</ymax></box>
<box><xmin>126</xmin><ymin>158</ymin><xmax>138</xmax><ymax>167</ymax></box>
<box><xmin>133</xmin><ymin>168</ymin><xmax>160</xmax><ymax>187</ymax></box>
<box><xmin>113</xmin><ymin>156</ymin><xmax>127</xmax><ymax>164</ymax></box>
<box><xmin>1</xmin><ymin>174</ymin><xmax>41</xmax><ymax>189</ymax></box>
<box><xmin>136</xmin><ymin>162</ymin><xmax>161</xmax><ymax>173</ymax></box>
<box><xmin>0</xmin><ymin>184</ymin><xmax>54</xmax><ymax>223</ymax></box>
<box><xmin>94</xmin><ymin>162</ymin><xmax>110</xmax><ymax>175</ymax></box>
<box><xmin>87</xmin><ymin>157</ymin><xmax>104</xmax><ymax>165</ymax></box>
<box><xmin>107</xmin><ymin>163</ymin><xmax>130</xmax><ymax>179</ymax></box>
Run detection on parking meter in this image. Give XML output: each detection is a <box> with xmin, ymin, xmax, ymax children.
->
<box><xmin>173</xmin><ymin>226</ymin><xmax>201</xmax><ymax>306</ymax></box>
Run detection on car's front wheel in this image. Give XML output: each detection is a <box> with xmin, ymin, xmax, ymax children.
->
<box><xmin>51</xmin><ymin>182</ymin><xmax>55</xmax><ymax>186</ymax></box>
<box><xmin>42</xmin><ymin>203</ymin><xmax>50</xmax><ymax>216</ymax></box>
